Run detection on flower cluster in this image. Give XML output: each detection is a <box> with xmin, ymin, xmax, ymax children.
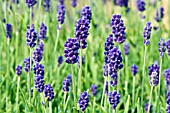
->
<box><xmin>44</xmin><ymin>0</ymin><xmax>50</xmax><ymax>12</ymax></box>
<box><xmin>16</xmin><ymin>65</ymin><xmax>22</xmax><ymax>76</ymax></box>
<box><xmin>158</xmin><ymin>38</ymin><xmax>166</xmax><ymax>58</ymax></box>
<box><xmin>108</xmin><ymin>90</ymin><xmax>120</xmax><ymax>109</ymax></box>
<box><xmin>136</xmin><ymin>0</ymin><xmax>146</xmax><ymax>12</ymax></box>
<box><xmin>78</xmin><ymin>91</ymin><xmax>90</xmax><ymax>111</ymax></box>
<box><xmin>33</xmin><ymin>42</ymin><xmax>44</xmax><ymax>62</ymax></box>
<box><xmin>130</xmin><ymin>64</ymin><xmax>138</xmax><ymax>76</ymax></box>
<box><xmin>62</xmin><ymin>74</ymin><xmax>72</xmax><ymax>92</ymax></box>
<box><xmin>143</xmin><ymin>22</ymin><xmax>152</xmax><ymax>46</ymax></box>
<box><xmin>90</xmin><ymin>84</ymin><xmax>97</xmax><ymax>96</ymax></box>
<box><xmin>26</xmin><ymin>24</ymin><xmax>37</xmax><ymax>48</ymax></box>
<box><xmin>155</xmin><ymin>7</ymin><xmax>164</xmax><ymax>22</ymax></box>
<box><xmin>110</xmin><ymin>14</ymin><xmax>126</xmax><ymax>44</ymax></box>
<box><xmin>39</xmin><ymin>23</ymin><xmax>47</xmax><ymax>40</ymax></box>
<box><xmin>57</xmin><ymin>0</ymin><xmax>65</xmax><ymax>25</ymax></box>
<box><xmin>166</xmin><ymin>40</ymin><xmax>170</xmax><ymax>56</ymax></box>
<box><xmin>64</xmin><ymin>38</ymin><xmax>80</xmax><ymax>64</ymax></box>
<box><xmin>58</xmin><ymin>56</ymin><xmax>63</xmax><ymax>67</ymax></box>
<box><xmin>148</xmin><ymin>63</ymin><xmax>160</xmax><ymax>86</ymax></box>
<box><xmin>6</xmin><ymin>24</ymin><xmax>12</xmax><ymax>39</ymax></box>
<box><xmin>26</xmin><ymin>0</ymin><xmax>37</xmax><ymax>8</ymax></box>
<box><xmin>44</xmin><ymin>84</ymin><xmax>54</xmax><ymax>101</ymax></box>
<box><xmin>114</xmin><ymin>0</ymin><xmax>129</xmax><ymax>8</ymax></box>
<box><xmin>71</xmin><ymin>0</ymin><xmax>77</xmax><ymax>7</ymax></box>
<box><xmin>164</xmin><ymin>68</ymin><xmax>170</xmax><ymax>90</ymax></box>
<box><xmin>167</xmin><ymin>91</ymin><xmax>170</xmax><ymax>113</ymax></box>
<box><xmin>33</xmin><ymin>63</ymin><xmax>44</xmax><ymax>76</ymax></box>
<box><xmin>124</xmin><ymin>42</ymin><xmax>130</xmax><ymax>56</ymax></box>
<box><xmin>144</xmin><ymin>102</ymin><xmax>153</xmax><ymax>113</ymax></box>
<box><xmin>81</xmin><ymin>6</ymin><xmax>92</xmax><ymax>24</ymax></box>
<box><xmin>24</xmin><ymin>57</ymin><xmax>32</xmax><ymax>72</ymax></box>
<box><xmin>105</xmin><ymin>81</ymin><xmax>108</xmax><ymax>94</ymax></box>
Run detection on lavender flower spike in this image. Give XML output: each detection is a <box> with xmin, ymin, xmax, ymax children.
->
<box><xmin>34</xmin><ymin>75</ymin><xmax>44</xmax><ymax>93</ymax></box>
<box><xmin>26</xmin><ymin>24</ymin><xmax>37</xmax><ymax>48</ymax></box>
<box><xmin>108</xmin><ymin>90</ymin><xmax>120</xmax><ymax>109</ymax></box>
<box><xmin>33</xmin><ymin>63</ymin><xmax>44</xmax><ymax>77</ymax></box>
<box><xmin>136</xmin><ymin>0</ymin><xmax>146</xmax><ymax>12</ymax></box>
<box><xmin>164</xmin><ymin>68</ymin><xmax>170</xmax><ymax>90</ymax></box>
<box><xmin>166</xmin><ymin>39</ymin><xmax>170</xmax><ymax>56</ymax></box>
<box><xmin>39</xmin><ymin>23</ymin><xmax>47</xmax><ymax>40</ymax></box>
<box><xmin>44</xmin><ymin>84</ymin><xmax>54</xmax><ymax>101</ymax></box>
<box><xmin>33</xmin><ymin>42</ymin><xmax>44</xmax><ymax>62</ymax></box>
<box><xmin>124</xmin><ymin>42</ymin><xmax>130</xmax><ymax>55</ymax></box>
<box><xmin>44</xmin><ymin>0</ymin><xmax>50</xmax><ymax>12</ymax></box>
<box><xmin>143</xmin><ymin>22</ymin><xmax>152</xmax><ymax>46</ymax></box>
<box><xmin>71</xmin><ymin>0</ymin><xmax>77</xmax><ymax>7</ymax></box>
<box><xmin>62</xmin><ymin>74</ymin><xmax>72</xmax><ymax>92</ymax></box>
<box><xmin>90</xmin><ymin>84</ymin><xmax>97</xmax><ymax>96</ymax></box>
<box><xmin>26</xmin><ymin>0</ymin><xmax>37</xmax><ymax>8</ymax></box>
<box><xmin>167</xmin><ymin>91</ymin><xmax>170</xmax><ymax>113</ymax></box>
<box><xmin>110</xmin><ymin>14</ymin><xmax>126</xmax><ymax>44</ymax></box>
<box><xmin>6</xmin><ymin>24</ymin><xmax>12</xmax><ymax>39</ymax></box>
<box><xmin>155</xmin><ymin>7</ymin><xmax>164</xmax><ymax>22</ymax></box>
<box><xmin>148</xmin><ymin>62</ymin><xmax>160</xmax><ymax>86</ymax></box>
<box><xmin>24</xmin><ymin>57</ymin><xmax>32</xmax><ymax>72</ymax></box>
<box><xmin>16</xmin><ymin>65</ymin><xmax>22</xmax><ymax>76</ymax></box>
<box><xmin>78</xmin><ymin>91</ymin><xmax>90</xmax><ymax>111</ymax></box>
<box><xmin>58</xmin><ymin>56</ymin><xmax>63</xmax><ymax>67</ymax></box>
<box><xmin>158</xmin><ymin>38</ymin><xmax>166</xmax><ymax>58</ymax></box>
<box><xmin>81</xmin><ymin>6</ymin><xmax>92</xmax><ymax>24</ymax></box>
<box><xmin>144</xmin><ymin>102</ymin><xmax>153</xmax><ymax>113</ymax></box>
<box><xmin>57</xmin><ymin>4</ymin><xmax>65</xmax><ymax>25</ymax></box>
<box><xmin>130</xmin><ymin>64</ymin><xmax>138</xmax><ymax>76</ymax></box>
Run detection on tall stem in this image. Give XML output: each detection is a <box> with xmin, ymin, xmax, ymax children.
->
<box><xmin>64</xmin><ymin>92</ymin><xmax>67</xmax><ymax>111</ymax></box>
<box><xmin>54</xmin><ymin>29</ymin><xmax>60</xmax><ymax>53</ymax></box>
<box><xmin>148</xmin><ymin>86</ymin><xmax>153</xmax><ymax>113</ymax></box>
<box><xmin>28</xmin><ymin>48</ymin><xmax>32</xmax><ymax>103</ymax></box>
<box><xmin>108</xmin><ymin>75</ymin><xmax>111</xmax><ymax>113</ymax></box>
<box><xmin>100</xmin><ymin>77</ymin><xmax>106</xmax><ymax>107</ymax></box>
<box><xmin>132</xmin><ymin>76</ymin><xmax>135</xmax><ymax>112</ymax></box>
<box><xmin>125</xmin><ymin>56</ymin><xmax>128</xmax><ymax>95</ymax></box>
<box><xmin>71</xmin><ymin>65</ymin><xmax>76</xmax><ymax>108</ymax></box>
<box><xmin>92</xmin><ymin>97</ymin><xmax>96</xmax><ymax>113</ymax></box>
<box><xmin>16</xmin><ymin>76</ymin><xmax>20</xmax><ymax>112</ymax></box>
<box><xmin>78</xmin><ymin>48</ymin><xmax>82</xmax><ymax>95</ymax></box>
<box><xmin>157</xmin><ymin>58</ymin><xmax>162</xmax><ymax>111</ymax></box>
<box><xmin>141</xmin><ymin>46</ymin><xmax>147</xmax><ymax>105</ymax></box>
<box><xmin>49</xmin><ymin>101</ymin><xmax>52</xmax><ymax>113</ymax></box>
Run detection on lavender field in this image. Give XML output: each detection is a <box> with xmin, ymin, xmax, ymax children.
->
<box><xmin>1</xmin><ymin>0</ymin><xmax>170</xmax><ymax>113</ymax></box>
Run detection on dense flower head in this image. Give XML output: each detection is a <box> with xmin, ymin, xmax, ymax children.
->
<box><xmin>155</xmin><ymin>7</ymin><xmax>164</xmax><ymax>22</ymax></box>
<box><xmin>143</xmin><ymin>22</ymin><xmax>152</xmax><ymax>46</ymax></box>
<box><xmin>64</xmin><ymin>38</ymin><xmax>80</xmax><ymax>64</ymax></box>
<box><xmin>158</xmin><ymin>38</ymin><xmax>166</xmax><ymax>58</ymax></box>
<box><xmin>33</xmin><ymin>63</ymin><xmax>44</xmax><ymax>76</ymax></box>
<box><xmin>78</xmin><ymin>91</ymin><xmax>90</xmax><ymax>111</ymax></box>
<box><xmin>71</xmin><ymin>0</ymin><xmax>77</xmax><ymax>7</ymax></box>
<box><xmin>103</xmin><ymin>64</ymin><xmax>109</xmax><ymax>77</ymax></box>
<box><xmin>110</xmin><ymin>14</ymin><xmax>126</xmax><ymax>44</ymax></box>
<box><xmin>74</xmin><ymin>18</ymin><xmax>90</xmax><ymax>49</ymax></box>
<box><xmin>104</xmin><ymin>34</ymin><xmax>114</xmax><ymax>63</ymax></box>
<box><xmin>166</xmin><ymin>40</ymin><xmax>170</xmax><ymax>56</ymax></box>
<box><xmin>16</xmin><ymin>65</ymin><xmax>22</xmax><ymax>76</ymax></box>
<box><xmin>108</xmin><ymin>90</ymin><xmax>120</xmax><ymax>109</ymax></box>
<box><xmin>26</xmin><ymin>24</ymin><xmax>37</xmax><ymax>48</ymax></box>
<box><xmin>167</xmin><ymin>91</ymin><xmax>170</xmax><ymax>105</ymax></box>
<box><xmin>6</xmin><ymin>23</ymin><xmax>12</xmax><ymax>39</ymax></box>
<box><xmin>136</xmin><ymin>0</ymin><xmax>146</xmax><ymax>12</ymax></box>
<box><xmin>144</xmin><ymin>102</ymin><xmax>153</xmax><ymax>113</ymax></box>
<box><xmin>105</xmin><ymin>81</ymin><xmax>108</xmax><ymax>94</ymax></box>
<box><xmin>58</xmin><ymin>0</ymin><xmax>64</xmax><ymax>5</ymax></box>
<box><xmin>164</xmin><ymin>68</ymin><xmax>170</xmax><ymax>90</ymax></box>
<box><xmin>26</xmin><ymin>0</ymin><xmax>37</xmax><ymax>8</ymax></box>
<box><xmin>148</xmin><ymin>63</ymin><xmax>160</xmax><ymax>86</ymax></box>
<box><xmin>58</xmin><ymin>56</ymin><xmax>63</xmax><ymax>67</ymax></box>
<box><xmin>81</xmin><ymin>6</ymin><xmax>92</xmax><ymax>24</ymax></box>
<box><xmin>124</xmin><ymin>42</ymin><xmax>130</xmax><ymax>55</ymax></box>
<box><xmin>167</xmin><ymin>105</ymin><xmax>170</xmax><ymax>113</ymax></box>
<box><xmin>39</xmin><ymin>23</ymin><xmax>47</xmax><ymax>40</ymax></box>
<box><xmin>114</xmin><ymin>0</ymin><xmax>128</xmax><ymax>8</ymax></box>
<box><xmin>34</xmin><ymin>75</ymin><xmax>44</xmax><ymax>93</ymax></box>
<box><xmin>57</xmin><ymin>4</ymin><xmax>65</xmax><ymax>25</ymax></box>
<box><xmin>44</xmin><ymin>84</ymin><xmax>54</xmax><ymax>101</ymax></box>
<box><xmin>90</xmin><ymin>84</ymin><xmax>97</xmax><ymax>96</ymax></box>
<box><xmin>24</xmin><ymin>57</ymin><xmax>33</xmax><ymax>72</ymax></box>
<box><xmin>130</xmin><ymin>64</ymin><xmax>138</xmax><ymax>76</ymax></box>
<box><xmin>44</xmin><ymin>0</ymin><xmax>50</xmax><ymax>12</ymax></box>
<box><xmin>33</xmin><ymin>42</ymin><xmax>44</xmax><ymax>62</ymax></box>
<box><xmin>62</xmin><ymin>74</ymin><xmax>72</xmax><ymax>92</ymax></box>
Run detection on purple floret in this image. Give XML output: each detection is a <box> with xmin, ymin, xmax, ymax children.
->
<box><xmin>78</xmin><ymin>91</ymin><xmax>90</xmax><ymax>111</ymax></box>
<box><xmin>44</xmin><ymin>84</ymin><xmax>54</xmax><ymax>101</ymax></box>
<box><xmin>90</xmin><ymin>84</ymin><xmax>97</xmax><ymax>96</ymax></box>
<box><xmin>16</xmin><ymin>65</ymin><xmax>22</xmax><ymax>76</ymax></box>
<box><xmin>108</xmin><ymin>90</ymin><xmax>120</xmax><ymax>109</ymax></box>
<box><xmin>136</xmin><ymin>0</ymin><xmax>146</xmax><ymax>12</ymax></box>
<box><xmin>6</xmin><ymin>23</ymin><xmax>12</xmax><ymax>39</ymax></box>
<box><xmin>158</xmin><ymin>38</ymin><xmax>166</xmax><ymax>58</ymax></box>
<box><xmin>130</xmin><ymin>64</ymin><xmax>138</xmax><ymax>76</ymax></box>
<box><xmin>26</xmin><ymin>0</ymin><xmax>37</xmax><ymax>8</ymax></box>
<box><xmin>143</xmin><ymin>22</ymin><xmax>152</xmax><ymax>46</ymax></box>
<box><xmin>62</xmin><ymin>74</ymin><xmax>72</xmax><ymax>92</ymax></box>
<box><xmin>26</xmin><ymin>24</ymin><xmax>37</xmax><ymax>48</ymax></box>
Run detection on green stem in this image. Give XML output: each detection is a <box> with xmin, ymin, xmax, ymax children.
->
<box><xmin>92</xmin><ymin>97</ymin><xmax>96</xmax><ymax>113</ymax></box>
<box><xmin>157</xmin><ymin>58</ymin><xmax>162</xmax><ymax>111</ymax></box>
<box><xmin>28</xmin><ymin>48</ymin><xmax>32</xmax><ymax>103</ymax></box>
<box><xmin>54</xmin><ymin>29</ymin><xmax>60</xmax><ymax>53</ymax></box>
<box><xmin>132</xmin><ymin>76</ymin><xmax>135</xmax><ymax>111</ymax></box>
<box><xmin>30</xmin><ymin>7</ymin><xmax>32</xmax><ymax>25</ymax></box>
<box><xmin>100</xmin><ymin>77</ymin><xmax>106</xmax><ymax>107</ymax></box>
<box><xmin>148</xmin><ymin>86</ymin><xmax>153</xmax><ymax>113</ymax></box>
<box><xmin>125</xmin><ymin>56</ymin><xmax>128</xmax><ymax>95</ymax></box>
<box><xmin>71</xmin><ymin>65</ymin><xmax>76</xmax><ymax>108</ymax></box>
<box><xmin>112</xmin><ymin>109</ymin><xmax>115</xmax><ymax>113</ymax></box>
<box><xmin>108</xmin><ymin>75</ymin><xmax>111</xmax><ymax>113</ymax></box>
<box><xmin>141</xmin><ymin>46</ymin><xmax>147</xmax><ymax>105</ymax></box>
<box><xmin>16</xmin><ymin>76</ymin><xmax>20</xmax><ymax>112</ymax></box>
<box><xmin>49</xmin><ymin>101</ymin><xmax>52</xmax><ymax>113</ymax></box>
<box><xmin>78</xmin><ymin>48</ymin><xmax>82</xmax><ymax>95</ymax></box>
<box><xmin>64</xmin><ymin>92</ymin><xmax>67</xmax><ymax>112</ymax></box>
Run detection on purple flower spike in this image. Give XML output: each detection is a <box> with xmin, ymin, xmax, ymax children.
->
<box><xmin>62</xmin><ymin>74</ymin><xmax>72</xmax><ymax>92</ymax></box>
<box><xmin>26</xmin><ymin>0</ymin><xmax>37</xmax><ymax>8</ymax></box>
<box><xmin>114</xmin><ymin>0</ymin><xmax>129</xmax><ymax>8</ymax></box>
<box><xmin>166</xmin><ymin>40</ymin><xmax>170</xmax><ymax>56</ymax></box>
<box><xmin>57</xmin><ymin>4</ymin><xmax>65</xmax><ymax>25</ymax></box>
<box><xmin>108</xmin><ymin>90</ymin><xmax>120</xmax><ymax>109</ymax></box>
<box><xmin>78</xmin><ymin>56</ymin><xmax>85</xmax><ymax>67</ymax></box>
<box><xmin>163</xmin><ymin>68</ymin><xmax>170</xmax><ymax>90</ymax></box>
<box><xmin>81</xmin><ymin>6</ymin><xmax>92</xmax><ymax>24</ymax></box>
<box><xmin>144</xmin><ymin>102</ymin><xmax>153</xmax><ymax>113</ymax></box>
<box><xmin>74</xmin><ymin>18</ymin><xmax>90</xmax><ymax>49</ymax></box>
<box><xmin>33</xmin><ymin>42</ymin><xmax>44</xmax><ymax>62</ymax></box>
<box><xmin>155</xmin><ymin>7</ymin><xmax>164</xmax><ymax>22</ymax></box>
<box><xmin>167</xmin><ymin>91</ymin><xmax>170</xmax><ymax>113</ymax></box>
<box><xmin>148</xmin><ymin>63</ymin><xmax>160</xmax><ymax>86</ymax></box>
<box><xmin>44</xmin><ymin>0</ymin><xmax>50</xmax><ymax>12</ymax></box>
<box><xmin>103</xmin><ymin>64</ymin><xmax>109</xmax><ymax>77</ymax></box>
<box><xmin>26</xmin><ymin>24</ymin><xmax>37</xmax><ymax>48</ymax></box>
<box><xmin>124</xmin><ymin>42</ymin><xmax>130</xmax><ymax>56</ymax></box>
<box><xmin>34</xmin><ymin>75</ymin><xmax>44</xmax><ymax>93</ymax></box>
<box><xmin>33</xmin><ymin>63</ymin><xmax>44</xmax><ymax>77</ymax></box>
<box><xmin>136</xmin><ymin>0</ymin><xmax>146</xmax><ymax>12</ymax></box>
<box><xmin>44</xmin><ymin>84</ymin><xmax>54</xmax><ymax>101</ymax></box>
<box><xmin>71</xmin><ymin>0</ymin><xmax>77</xmax><ymax>7</ymax></box>
<box><xmin>90</xmin><ymin>84</ymin><xmax>97</xmax><ymax>96</ymax></box>
<box><xmin>110</xmin><ymin>14</ymin><xmax>126</xmax><ymax>44</ymax></box>
<box><xmin>167</xmin><ymin>105</ymin><xmax>170</xmax><ymax>113</ymax></box>
<box><xmin>24</xmin><ymin>57</ymin><xmax>33</xmax><ymax>73</ymax></box>
<box><xmin>58</xmin><ymin>56</ymin><xmax>63</xmax><ymax>67</ymax></box>
<box><xmin>64</xmin><ymin>38</ymin><xmax>80</xmax><ymax>64</ymax></box>
<box><xmin>158</xmin><ymin>38</ymin><xmax>166</xmax><ymax>58</ymax></box>
<box><xmin>6</xmin><ymin>23</ymin><xmax>12</xmax><ymax>39</ymax></box>
<box><xmin>105</xmin><ymin>81</ymin><xmax>108</xmax><ymax>94</ymax></box>
<box><xmin>130</xmin><ymin>64</ymin><xmax>138</xmax><ymax>76</ymax></box>
<box><xmin>39</xmin><ymin>23</ymin><xmax>47</xmax><ymax>40</ymax></box>
<box><xmin>78</xmin><ymin>91</ymin><xmax>90</xmax><ymax>111</ymax></box>
<box><xmin>143</xmin><ymin>22</ymin><xmax>152</xmax><ymax>46</ymax></box>
<box><xmin>58</xmin><ymin>0</ymin><xmax>64</xmax><ymax>5</ymax></box>
<box><xmin>16</xmin><ymin>65</ymin><xmax>22</xmax><ymax>76</ymax></box>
